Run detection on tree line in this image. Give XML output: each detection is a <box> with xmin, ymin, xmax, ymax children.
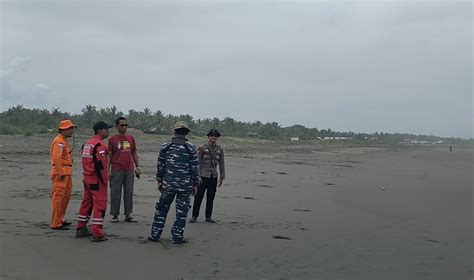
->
<box><xmin>0</xmin><ymin>105</ymin><xmax>469</xmax><ymax>144</ymax></box>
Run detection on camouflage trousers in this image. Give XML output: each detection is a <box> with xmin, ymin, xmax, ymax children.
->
<box><xmin>150</xmin><ymin>184</ymin><xmax>192</xmax><ymax>242</ymax></box>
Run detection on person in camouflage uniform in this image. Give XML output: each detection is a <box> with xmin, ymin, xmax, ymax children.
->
<box><xmin>148</xmin><ymin>121</ymin><xmax>199</xmax><ymax>244</ymax></box>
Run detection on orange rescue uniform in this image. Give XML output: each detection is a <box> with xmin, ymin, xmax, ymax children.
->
<box><xmin>50</xmin><ymin>134</ymin><xmax>73</xmax><ymax>228</ymax></box>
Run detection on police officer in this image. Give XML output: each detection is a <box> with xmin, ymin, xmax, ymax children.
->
<box><xmin>148</xmin><ymin>121</ymin><xmax>200</xmax><ymax>244</ymax></box>
<box><xmin>76</xmin><ymin>121</ymin><xmax>113</xmax><ymax>242</ymax></box>
<box><xmin>190</xmin><ymin>129</ymin><xmax>225</xmax><ymax>223</ymax></box>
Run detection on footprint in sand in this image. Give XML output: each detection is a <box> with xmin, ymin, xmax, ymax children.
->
<box><xmin>425</xmin><ymin>239</ymin><xmax>441</xmax><ymax>243</ymax></box>
<box><xmin>257</xmin><ymin>185</ymin><xmax>274</xmax><ymax>189</ymax></box>
<box><xmin>294</xmin><ymin>209</ymin><xmax>311</xmax><ymax>212</ymax></box>
<box><xmin>273</xmin><ymin>235</ymin><xmax>292</xmax><ymax>240</ymax></box>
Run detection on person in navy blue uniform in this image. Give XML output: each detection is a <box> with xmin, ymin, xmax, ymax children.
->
<box><xmin>148</xmin><ymin>121</ymin><xmax>199</xmax><ymax>244</ymax></box>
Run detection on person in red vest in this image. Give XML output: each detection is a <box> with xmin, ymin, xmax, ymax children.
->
<box><xmin>76</xmin><ymin>121</ymin><xmax>113</xmax><ymax>242</ymax></box>
<box><xmin>50</xmin><ymin>119</ymin><xmax>76</xmax><ymax>230</ymax></box>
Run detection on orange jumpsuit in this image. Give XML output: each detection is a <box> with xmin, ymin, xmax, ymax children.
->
<box><xmin>50</xmin><ymin>134</ymin><xmax>73</xmax><ymax>228</ymax></box>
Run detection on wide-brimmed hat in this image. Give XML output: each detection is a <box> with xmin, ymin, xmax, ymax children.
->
<box><xmin>172</xmin><ymin>121</ymin><xmax>190</xmax><ymax>132</ymax></box>
<box><xmin>58</xmin><ymin>120</ymin><xmax>76</xmax><ymax>130</ymax></box>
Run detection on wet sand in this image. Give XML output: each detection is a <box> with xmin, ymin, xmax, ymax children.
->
<box><xmin>0</xmin><ymin>135</ymin><xmax>472</xmax><ymax>280</ymax></box>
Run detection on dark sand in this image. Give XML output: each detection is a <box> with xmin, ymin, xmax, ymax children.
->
<box><xmin>0</xmin><ymin>135</ymin><xmax>472</xmax><ymax>280</ymax></box>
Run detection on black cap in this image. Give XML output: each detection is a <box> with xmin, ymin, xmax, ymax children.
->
<box><xmin>93</xmin><ymin>121</ymin><xmax>113</xmax><ymax>132</ymax></box>
<box><xmin>207</xmin><ymin>129</ymin><xmax>221</xmax><ymax>137</ymax></box>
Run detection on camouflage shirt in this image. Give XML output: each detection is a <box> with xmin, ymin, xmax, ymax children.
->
<box><xmin>198</xmin><ymin>142</ymin><xmax>225</xmax><ymax>180</ymax></box>
<box><xmin>156</xmin><ymin>137</ymin><xmax>200</xmax><ymax>187</ymax></box>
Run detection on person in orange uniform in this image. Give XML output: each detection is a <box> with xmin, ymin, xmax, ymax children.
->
<box><xmin>50</xmin><ymin>119</ymin><xmax>76</xmax><ymax>230</ymax></box>
<box><xmin>76</xmin><ymin>121</ymin><xmax>113</xmax><ymax>242</ymax></box>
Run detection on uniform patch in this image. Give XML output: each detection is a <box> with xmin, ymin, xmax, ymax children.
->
<box><xmin>81</xmin><ymin>143</ymin><xmax>94</xmax><ymax>158</ymax></box>
<box><xmin>58</xmin><ymin>143</ymin><xmax>64</xmax><ymax>150</ymax></box>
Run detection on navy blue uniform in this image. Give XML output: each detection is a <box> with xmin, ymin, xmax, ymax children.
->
<box><xmin>150</xmin><ymin>138</ymin><xmax>199</xmax><ymax>242</ymax></box>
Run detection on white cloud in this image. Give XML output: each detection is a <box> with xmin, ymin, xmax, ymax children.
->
<box><xmin>1</xmin><ymin>56</ymin><xmax>31</xmax><ymax>77</ymax></box>
<box><xmin>0</xmin><ymin>57</ymin><xmax>62</xmax><ymax>109</ymax></box>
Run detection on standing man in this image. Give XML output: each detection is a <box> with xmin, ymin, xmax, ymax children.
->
<box><xmin>108</xmin><ymin>117</ymin><xmax>140</xmax><ymax>223</ymax></box>
<box><xmin>148</xmin><ymin>121</ymin><xmax>199</xmax><ymax>244</ymax></box>
<box><xmin>50</xmin><ymin>119</ymin><xmax>76</xmax><ymax>230</ymax></box>
<box><xmin>76</xmin><ymin>121</ymin><xmax>113</xmax><ymax>242</ymax></box>
<box><xmin>190</xmin><ymin>129</ymin><xmax>225</xmax><ymax>223</ymax></box>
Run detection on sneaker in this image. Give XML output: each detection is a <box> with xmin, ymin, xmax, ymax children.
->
<box><xmin>147</xmin><ymin>236</ymin><xmax>159</xmax><ymax>242</ymax></box>
<box><xmin>124</xmin><ymin>216</ymin><xmax>137</xmax><ymax>223</ymax></box>
<box><xmin>189</xmin><ymin>217</ymin><xmax>197</xmax><ymax>223</ymax></box>
<box><xmin>62</xmin><ymin>221</ymin><xmax>72</xmax><ymax>227</ymax></box>
<box><xmin>91</xmin><ymin>235</ymin><xmax>107</xmax><ymax>242</ymax></box>
<box><xmin>172</xmin><ymin>239</ymin><xmax>188</xmax><ymax>245</ymax></box>
<box><xmin>75</xmin><ymin>227</ymin><xmax>92</xmax><ymax>238</ymax></box>
<box><xmin>110</xmin><ymin>216</ymin><xmax>119</xmax><ymax>223</ymax></box>
<box><xmin>205</xmin><ymin>218</ymin><xmax>216</xmax><ymax>223</ymax></box>
<box><xmin>52</xmin><ymin>225</ymin><xmax>70</xmax><ymax>230</ymax></box>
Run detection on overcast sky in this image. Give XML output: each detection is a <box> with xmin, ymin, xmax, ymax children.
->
<box><xmin>1</xmin><ymin>0</ymin><xmax>472</xmax><ymax>138</ymax></box>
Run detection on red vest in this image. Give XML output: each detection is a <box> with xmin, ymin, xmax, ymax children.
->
<box><xmin>81</xmin><ymin>136</ymin><xmax>108</xmax><ymax>185</ymax></box>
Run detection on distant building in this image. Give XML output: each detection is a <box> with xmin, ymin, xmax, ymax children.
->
<box><xmin>143</xmin><ymin>127</ymin><xmax>158</xmax><ymax>134</ymax></box>
<box><xmin>402</xmin><ymin>139</ymin><xmax>420</xmax><ymax>144</ymax></box>
<box><xmin>401</xmin><ymin>139</ymin><xmax>441</xmax><ymax>145</ymax></box>
<box><xmin>290</xmin><ymin>137</ymin><xmax>300</xmax><ymax>141</ymax></box>
<box><xmin>323</xmin><ymin>137</ymin><xmax>353</xmax><ymax>140</ymax></box>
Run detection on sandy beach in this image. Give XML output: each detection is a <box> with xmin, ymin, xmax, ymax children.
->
<box><xmin>0</xmin><ymin>134</ymin><xmax>472</xmax><ymax>280</ymax></box>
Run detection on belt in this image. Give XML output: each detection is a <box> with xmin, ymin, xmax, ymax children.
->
<box><xmin>52</xmin><ymin>164</ymin><xmax>72</xmax><ymax>167</ymax></box>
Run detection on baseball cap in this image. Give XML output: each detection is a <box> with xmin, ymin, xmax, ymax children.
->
<box><xmin>93</xmin><ymin>121</ymin><xmax>113</xmax><ymax>132</ymax></box>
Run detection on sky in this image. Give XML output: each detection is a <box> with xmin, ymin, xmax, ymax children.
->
<box><xmin>1</xmin><ymin>0</ymin><xmax>472</xmax><ymax>138</ymax></box>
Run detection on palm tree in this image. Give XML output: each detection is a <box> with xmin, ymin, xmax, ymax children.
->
<box><xmin>81</xmin><ymin>105</ymin><xmax>98</xmax><ymax>128</ymax></box>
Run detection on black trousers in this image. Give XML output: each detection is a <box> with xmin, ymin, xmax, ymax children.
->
<box><xmin>192</xmin><ymin>177</ymin><xmax>218</xmax><ymax>218</ymax></box>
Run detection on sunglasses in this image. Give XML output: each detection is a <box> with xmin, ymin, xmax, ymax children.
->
<box><xmin>209</xmin><ymin>134</ymin><xmax>219</xmax><ymax>137</ymax></box>
<box><xmin>120</xmin><ymin>124</ymin><xmax>128</xmax><ymax>127</ymax></box>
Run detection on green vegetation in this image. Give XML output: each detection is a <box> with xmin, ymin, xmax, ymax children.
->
<box><xmin>0</xmin><ymin>105</ymin><xmax>471</xmax><ymax>145</ymax></box>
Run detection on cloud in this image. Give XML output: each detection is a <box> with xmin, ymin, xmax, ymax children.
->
<box><xmin>1</xmin><ymin>1</ymin><xmax>472</xmax><ymax>138</ymax></box>
<box><xmin>0</xmin><ymin>57</ymin><xmax>62</xmax><ymax>109</ymax></box>
<box><xmin>1</xmin><ymin>56</ymin><xmax>31</xmax><ymax>77</ymax></box>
